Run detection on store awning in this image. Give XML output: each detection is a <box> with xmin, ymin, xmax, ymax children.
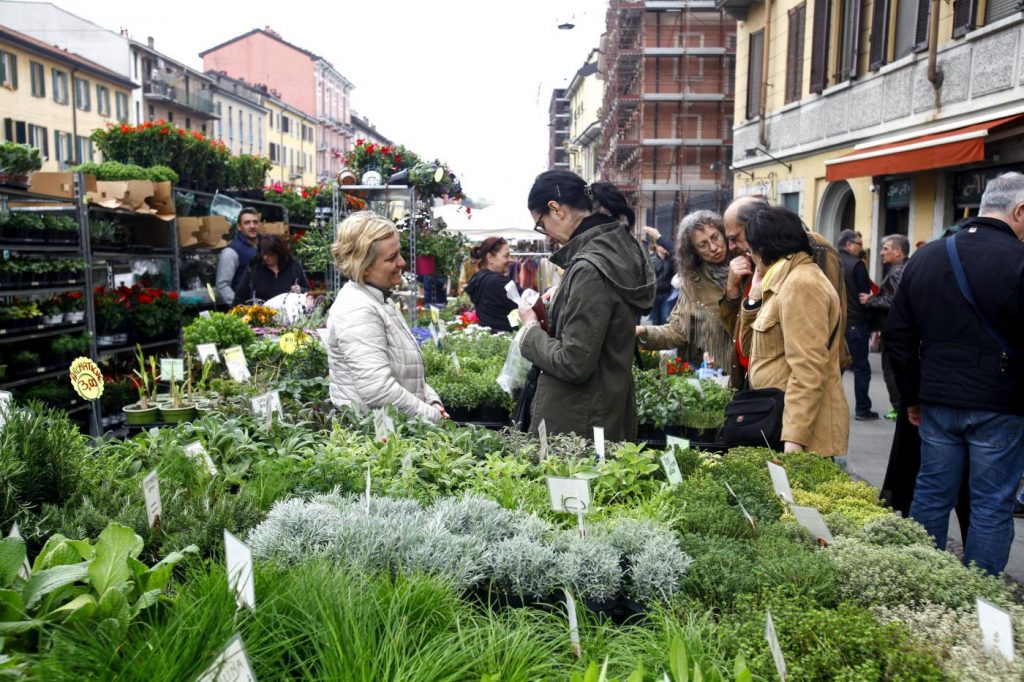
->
<box><xmin>824</xmin><ymin>114</ymin><xmax>1024</xmax><ymax>182</ymax></box>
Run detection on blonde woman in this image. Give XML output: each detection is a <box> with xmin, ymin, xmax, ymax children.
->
<box><xmin>325</xmin><ymin>211</ymin><xmax>448</xmax><ymax>422</ymax></box>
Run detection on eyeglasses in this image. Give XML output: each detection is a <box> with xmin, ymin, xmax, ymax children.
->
<box><xmin>725</xmin><ymin>227</ymin><xmax>744</xmax><ymax>244</ymax></box>
<box><xmin>692</xmin><ymin>232</ymin><xmax>724</xmax><ymax>252</ymax></box>
<box><xmin>533</xmin><ymin>215</ymin><xmax>547</xmax><ymax>235</ymax></box>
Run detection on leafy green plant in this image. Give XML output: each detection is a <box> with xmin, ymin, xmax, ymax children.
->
<box><xmin>70</xmin><ymin>161</ymin><xmax>178</xmax><ymax>184</ymax></box>
<box><xmin>183</xmin><ymin>312</ymin><xmax>256</xmax><ymax>353</ymax></box>
<box><xmin>634</xmin><ymin>370</ymin><xmax>732</xmax><ymax>430</ymax></box>
<box><xmin>0</xmin><ymin>143</ymin><xmax>42</xmax><ymax>175</ymax></box>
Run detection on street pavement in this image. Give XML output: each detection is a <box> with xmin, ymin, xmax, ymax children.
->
<box><xmin>842</xmin><ymin>352</ymin><xmax>1024</xmax><ymax>584</ymax></box>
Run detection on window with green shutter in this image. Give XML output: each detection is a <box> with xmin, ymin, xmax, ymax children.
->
<box><xmin>0</xmin><ymin>50</ymin><xmax>17</xmax><ymax>89</ymax></box>
<box><xmin>29</xmin><ymin>61</ymin><xmax>44</xmax><ymax>97</ymax></box>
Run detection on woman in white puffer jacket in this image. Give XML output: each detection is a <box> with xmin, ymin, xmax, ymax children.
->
<box><xmin>325</xmin><ymin>211</ymin><xmax>448</xmax><ymax>422</ymax></box>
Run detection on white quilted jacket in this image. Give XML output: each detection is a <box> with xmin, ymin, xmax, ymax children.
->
<box><xmin>325</xmin><ymin>282</ymin><xmax>442</xmax><ymax>422</ymax></box>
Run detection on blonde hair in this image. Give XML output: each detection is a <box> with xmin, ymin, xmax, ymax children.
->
<box><xmin>331</xmin><ymin>211</ymin><xmax>400</xmax><ymax>283</ymax></box>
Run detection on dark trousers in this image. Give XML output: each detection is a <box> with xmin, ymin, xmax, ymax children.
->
<box><xmin>880</xmin><ymin>338</ymin><xmax>900</xmax><ymax>410</ymax></box>
<box><xmin>845</xmin><ymin>324</ymin><xmax>872</xmax><ymax>414</ymax></box>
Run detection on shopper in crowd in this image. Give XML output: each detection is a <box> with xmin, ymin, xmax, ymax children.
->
<box><xmin>738</xmin><ymin>205</ymin><xmax>849</xmax><ymax>456</ymax></box>
<box><xmin>465</xmin><ymin>236</ymin><xmax>518</xmax><ymax>332</ymax></box>
<box><xmin>215</xmin><ymin>207</ymin><xmax>261</xmax><ymax>306</ymax></box>
<box><xmin>641</xmin><ymin>225</ymin><xmax>676</xmax><ymax>326</ymax></box>
<box><xmin>886</xmin><ymin>171</ymin><xmax>1024</xmax><ymax>575</ymax></box>
<box><xmin>860</xmin><ymin>234</ymin><xmax>910</xmax><ymax>419</ymax></box>
<box><xmin>636</xmin><ymin>210</ymin><xmax>737</xmax><ymax>368</ymax></box>
<box><xmin>325</xmin><ymin>211</ymin><xmax>448</xmax><ymax>422</ymax></box>
<box><xmin>517</xmin><ymin>170</ymin><xmax>655</xmax><ymax>440</ymax></box>
<box><xmin>233</xmin><ymin>234</ymin><xmax>311</xmax><ymax>304</ymax></box>
<box><xmin>837</xmin><ymin>229</ymin><xmax>877</xmax><ymax>421</ymax></box>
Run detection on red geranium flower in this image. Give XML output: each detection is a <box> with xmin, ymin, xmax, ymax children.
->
<box><xmin>137</xmin><ymin>294</ymin><xmax>153</xmax><ymax>305</ymax></box>
<box><xmin>167</xmin><ymin>291</ymin><xmax>178</xmax><ymax>300</ymax></box>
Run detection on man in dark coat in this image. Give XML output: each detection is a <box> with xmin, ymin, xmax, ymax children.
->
<box><xmin>837</xmin><ymin>229</ymin><xmax>876</xmax><ymax>420</ymax></box>
<box><xmin>885</xmin><ymin>171</ymin><xmax>1024</xmax><ymax>575</ymax></box>
<box><xmin>861</xmin><ymin>233</ymin><xmax>910</xmax><ymax>417</ymax></box>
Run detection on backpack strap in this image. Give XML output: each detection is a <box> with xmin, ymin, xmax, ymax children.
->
<box><xmin>946</xmin><ymin>235</ymin><xmax>1018</xmax><ymax>362</ymax></box>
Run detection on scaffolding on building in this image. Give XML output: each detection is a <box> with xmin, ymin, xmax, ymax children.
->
<box><xmin>599</xmin><ymin>0</ymin><xmax>736</xmax><ymax>230</ymax></box>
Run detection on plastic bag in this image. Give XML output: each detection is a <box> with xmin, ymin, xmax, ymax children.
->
<box><xmin>210</xmin><ymin>191</ymin><xmax>243</xmax><ymax>227</ymax></box>
<box><xmin>497</xmin><ymin>326</ymin><xmax>533</xmax><ymax>395</ymax></box>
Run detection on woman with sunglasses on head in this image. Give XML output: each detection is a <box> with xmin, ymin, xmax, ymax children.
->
<box><xmin>516</xmin><ymin>170</ymin><xmax>656</xmax><ymax>441</ymax></box>
<box><xmin>465</xmin><ymin>236</ymin><xmax>518</xmax><ymax>333</ymax></box>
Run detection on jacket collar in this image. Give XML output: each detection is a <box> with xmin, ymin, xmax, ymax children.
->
<box><xmin>550</xmin><ymin>219</ymin><xmax>622</xmax><ymax>269</ymax></box>
<box><xmin>348</xmin><ymin>281</ymin><xmax>388</xmax><ymax>305</ymax></box>
<box><xmin>964</xmin><ymin>215</ymin><xmax>1017</xmax><ymax>238</ymax></box>
<box><xmin>762</xmin><ymin>251</ymin><xmax>814</xmax><ymax>296</ymax></box>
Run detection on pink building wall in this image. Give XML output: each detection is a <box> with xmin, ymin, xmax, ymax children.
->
<box><xmin>202</xmin><ymin>32</ymin><xmax>315</xmax><ymax>117</ymax></box>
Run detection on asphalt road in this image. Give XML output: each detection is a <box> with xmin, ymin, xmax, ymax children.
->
<box><xmin>842</xmin><ymin>352</ymin><xmax>1024</xmax><ymax>584</ymax></box>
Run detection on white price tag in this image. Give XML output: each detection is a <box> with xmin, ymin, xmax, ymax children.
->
<box><xmin>788</xmin><ymin>504</ymin><xmax>834</xmax><ymax>545</ymax></box>
<box><xmin>7</xmin><ymin>523</ymin><xmax>31</xmax><ymax>580</ymax></box>
<box><xmin>196</xmin><ymin>633</ymin><xmax>256</xmax><ymax>682</ymax></box>
<box><xmin>593</xmin><ymin>427</ymin><xmax>605</xmax><ymax>464</ymax></box>
<box><xmin>538</xmin><ymin>419</ymin><xmax>549</xmax><ymax>460</ymax></box>
<box><xmin>564</xmin><ymin>587</ymin><xmax>582</xmax><ymax>658</ymax></box>
<box><xmin>185</xmin><ymin>441</ymin><xmax>218</xmax><ymax>476</ymax></box>
<box><xmin>666</xmin><ymin>435</ymin><xmax>690</xmax><ymax>451</ymax></box>
<box><xmin>507</xmin><ymin>309</ymin><xmax>522</xmax><ymax>328</ymax></box>
<box><xmin>401</xmin><ymin>453</ymin><xmax>414</xmax><ymax>471</ymax></box>
<box><xmin>546</xmin><ymin>476</ymin><xmax>591</xmax><ymax>514</ymax></box>
<box><xmin>450</xmin><ymin>352</ymin><xmax>461</xmax><ymax>374</ymax></box>
<box><xmin>504</xmin><ymin>279</ymin><xmax>521</xmax><ymax>304</ymax></box>
<box><xmin>159</xmin><ymin>358</ymin><xmax>184</xmax><ymax>382</ymax></box>
<box><xmin>725</xmin><ymin>482</ymin><xmax>757</xmax><ymax>531</ymax></box>
<box><xmin>224</xmin><ymin>530</ymin><xmax>255</xmax><ymax>610</ymax></box>
<box><xmin>199</xmin><ymin>310</ymin><xmax>212</xmax><ymax>319</ymax></box>
<box><xmin>428</xmin><ymin>324</ymin><xmax>441</xmax><ymax>348</ymax></box>
<box><xmin>250</xmin><ymin>390</ymin><xmax>284</xmax><ymax>421</ymax></box>
<box><xmin>0</xmin><ymin>390</ymin><xmax>12</xmax><ymax>431</ymax></box>
<box><xmin>196</xmin><ymin>343</ymin><xmax>220</xmax><ymax>364</ymax></box>
<box><xmin>660</xmin><ymin>451</ymin><xmax>683</xmax><ymax>486</ymax></box>
<box><xmin>765</xmin><ymin>610</ymin><xmax>787</xmax><ymax>681</ymax></box>
<box><xmin>977</xmin><ymin>597</ymin><xmax>1015</xmax><ymax>663</ymax></box>
<box><xmin>222</xmin><ymin>346</ymin><xmax>250</xmax><ymax>383</ymax></box>
<box><xmin>364</xmin><ymin>462</ymin><xmax>372</xmax><ymax>512</ymax></box>
<box><xmin>767</xmin><ymin>461</ymin><xmax>794</xmax><ymax>504</ymax></box>
<box><xmin>142</xmin><ymin>468</ymin><xmax>162</xmax><ymax>528</ymax></box>
<box><xmin>686</xmin><ymin>377</ymin><xmax>705</xmax><ymax>397</ymax></box>
<box><xmin>373</xmin><ymin>408</ymin><xmax>394</xmax><ymax>443</ymax></box>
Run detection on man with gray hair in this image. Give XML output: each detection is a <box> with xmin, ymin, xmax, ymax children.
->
<box><xmin>886</xmin><ymin>172</ymin><xmax>1024</xmax><ymax>575</ymax></box>
<box><xmin>860</xmin><ymin>233</ymin><xmax>911</xmax><ymax>418</ymax></box>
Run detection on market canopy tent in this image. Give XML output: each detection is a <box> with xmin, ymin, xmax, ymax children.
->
<box><xmin>434</xmin><ymin>203</ymin><xmax>542</xmax><ymax>242</ymax></box>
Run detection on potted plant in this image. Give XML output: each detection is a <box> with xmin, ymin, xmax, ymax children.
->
<box><xmin>44</xmin><ymin>214</ymin><xmax>79</xmax><ymax>245</ymax></box>
<box><xmin>0</xmin><ymin>142</ymin><xmax>43</xmax><ymax>188</ymax></box>
<box><xmin>5</xmin><ymin>302</ymin><xmax>42</xmax><ymax>329</ymax></box>
<box><xmin>10</xmin><ymin>349</ymin><xmax>41</xmax><ymax>376</ymax></box>
<box><xmin>123</xmin><ymin>345</ymin><xmax>159</xmax><ymax>425</ymax></box>
<box><xmin>61</xmin><ymin>290</ymin><xmax>86</xmax><ymax>323</ymax></box>
<box><xmin>159</xmin><ymin>360</ymin><xmax>195</xmax><ymax>423</ymax></box>
<box><xmin>40</xmin><ymin>296</ymin><xmax>64</xmax><ymax>325</ymax></box>
<box><xmin>94</xmin><ymin>287</ymin><xmax>128</xmax><ymax>346</ymax></box>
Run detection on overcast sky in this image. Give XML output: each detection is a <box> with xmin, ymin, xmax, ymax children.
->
<box><xmin>42</xmin><ymin>0</ymin><xmax>607</xmax><ymax>213</ymax></box>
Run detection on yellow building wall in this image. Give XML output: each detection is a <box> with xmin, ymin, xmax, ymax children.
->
<box><xmin>910</xmin><ymin>171</ymin><xmax>937</xmax><ymax>246</ymax></box>
<box><xmin>264</xmin><ymin>100</ymin><xmax>317</xmax><ymax>187</ymax></box>
<box><xmin>0</xmin><ymin>37</ymin><xmax>132</xmax><ymax>169</ymax></box>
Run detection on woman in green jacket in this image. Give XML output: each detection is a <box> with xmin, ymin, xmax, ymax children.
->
<box><xmin>518</xmin><ymin>170</ymin><xmax>656</xmax><ymax>441</ymax></box>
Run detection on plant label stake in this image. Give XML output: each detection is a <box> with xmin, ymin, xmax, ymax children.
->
<box><xmin>686</xmin><ymin>377</ymin><xmax>705</xmax><ymax>397</ymax></box>
<box><xmin>160</xmin><ymin>358</ymin><xmax>184</xmax><ymax>382</ymax></box>
<box><xmin>563</xmin><ymin>586</ymin><xmax>582</xmax><ymax>658</ymax></box>
<box><xmin>223</xmin><ymin>346</ymin><xmax>250</xmax><ymax>383</ymax></box>
<box><xmin>788</xmin><ymin>504</ymin><xmax>834</xmax><ymax>545</ymax></box>
<box><xmin>538</xmin><ymin>419</ymin><xmax>549</xmax><ymax>460</ymax></box>
<box><xmin>660</xmin><ymin>451</ymin><xmax>683</xmax><ymax>486</ymax></box>
<box><xmin>593</xmin><ymin>426</ymin><xmax>605</xmax><ymax>465</ymax></box>
<box><xmin>197</xmin><ymin>343</ymin><xmax>220</xmax><ymax>364</ymax></box>
<box><xmin>450</xmin><ymin>352</ymin><xmax>461</xmax><ymax>374</ymax></box>
<box><xmin>142</xmin><ymin>468</ymin><xmax>162</xmax><ymax>530</ymax></box>
<box><xmin>0</xmin><ymin>390</ymin><xmax>11</xmax><ymax>431</ymax></box>
<box><xmin>205</xmin><ymin>283</ymin><xmax>217</xmax><ymax>306</ymax></box>
<box><xmin>185</xmin><ymin>441</ymin><xmax>218</xmax><ymax>476</ymax></box>
<box><xmin>666</xmin><ymin>435</ymin><xmax>690</xmax><ymax>451</ymax></box>
<box><xmin>373</xmin><ymin>408</ymin><xmax>394</xmax><ymax>443</ymax></box>
<box><xmin>765</xmin><ymin>609</ymin><xmax>787</xmax><ymax>681</ymax></box>
<box><xmin>977</xmin><ymin>597</ymin><xmax>1015</xmax><ymax>662</ymax></box>
<box><xmin>547</xmin><ymin>476</ymin><xmax>590</xmax><ymax>538</ymax></box>
<box><xmin>199</xmin><ymin>310</ymin><xmax>212</xmax><ymax>319</ymax></box>
<box><xmin>224</xmin><ymin>530</ymin><xmax>255</xmax><ymax>611</ymax></box>
<box><xmin>250</xmin><ymin>390</ymin><xmax>283</xmax><ymax>429</ymax></box>
<box><xmin>401</xmin><ymin>452</ymin><xmax>414</xmax><ymax>472</ymax></box>
<box><xmin>428</xmin><ymin>323</ymin><xmax>441</xmax><ymax>348</ymax></box>
<box><xmin>364</xmin><ymin>463</ymin><xmax>372</xmax><ymax>513</ymax></box>
<box><xmin>725</xmin><ymin>482</ymin><xmax>757</xmax><ymax>533</ymax></box>
<box><xmin>766</xmin><ymin>461</ymin><xmax>794</xmax><ymax>504</ymax></box>
<box><xmin>7</xmin><ymin>522</ymin><xmax>31</xmax><ymax>580</ymax></box>
<box><xmin>196</xmin><ymin>633</ymin><xmax>256</xmax><ymax>682</ymax></box>
<box><xmin>430</xmin><ymin>306</ymin><xmax>440</xmax><ymax>326</ymax></box>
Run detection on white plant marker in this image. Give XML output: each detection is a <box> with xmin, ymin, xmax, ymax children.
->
<box><xmin>159</xmin><ymin>358</ymin><xmax>184</xmax><ymax>382</ymax></box>
<box><xmin>547</xmin><ymin>476</ymin><xmax>590</xmax><ymax>539</ymax></box>
<box><xmin>195</xmin><ymin>633</ymin><xmax>256</xmax><ymax>682</ymax></box>
<box><xmin>196</xmin><ymin>343</ymin><xmax>220</xmax><ymax>364</ymax></box>
<box><xmin>563</xmin><ymin>586</ymin><xmax>582</xmax><ymax>658</ymax></box>
<box><xmin>428</xmin><ymin>324</ymin><xmax>440</xmax><ymax>348</ymax></box>
<box><xmin>142</xmin><ymin>468</ymin><xmax>161</xmax><ymax>529</ymax></box>
<box><xmin>725</xmin><ymin>482</ymin><xmax>757</xmax><ymax>531</ymax></box>
<box><xmin>450</xmin><ymin>352</ymin><xmax>461</xmax><ymax>373</ymax></box>
<box><xmin>223</xmin><ymin>346</ymin><xmax>250</xmax><ymax>382</ymax></box>
<box><xmin>224</xmin><ymin>530</ymin><xmax>254</xmax><ymax>610</ymax></box>
<box><xmin>660</xmin><ymin>451</ymin><xmax>683</xmax><ymax>486</ymax></box>
<box><xmin>666</xmin><ymin>434</ymin><xmax>690</xmax><ymax>451</ymax></box>
<box><xmin>184</xmin><ymin>441</ymin><xmax>218</xmax><ymax>476</ymax></box>
<box><xmin>593</xmin><ymin>426</ymin><xmax>605</xmax><ymax>464</ymax></box>
<box><xmin>0</xmin><ymin>391</ymin><xmax>11</xmax><ymax>431</ymax></box>
<box><xmin>977</xmin><ymin>597</ymin><xmax>1015</xmax><ymax>663</ymax></box>
<box><xmin>538</xmin><ymin>419</ymin><xmax>549</xmax><ymax>459</ymax></box>
<box><xmin>765</xmin><ymin>609</ymin><xmax>787</xmax><ymax>680</ymax></box>
<box><xmin>788</xmin><ymin>504</ymin><xmax>834</xmax><ymax>545</ymax></box>
<box><xmin>767</xmin><ymin>461</ymin><xmax>794</xmax><ymax>504</ymax></box>
<box><xmin>365</xmin><ymin>462</ymin><xmax>372</xmax><ymax>513</ymax></box>
<box><xmin>199</xmin><ymin>310</ymin><xmax>212</xmax><ymax>319</ymax></box>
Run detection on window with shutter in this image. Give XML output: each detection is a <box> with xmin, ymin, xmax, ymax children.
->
<box><xmin>810</xmin><ymin>0</ymin><xmax>832</xmax><ymax>93</ymax></box>
<box><xmin>913</xmin><ymin>0</ymin><xmax>931</xmax><ymax>52</ymax></box>
<box><xmin>838</xmin><ymin>0</ymin><xmax>862</xmax><ymax>81</ymax></box>
<box><xmin>894</xmin><ymin>0</ymin><xmax>919</xmax><ymax>58</ymax></box>
<box><xmin>952</xmin><ymin>0</ymin><xmax>977</xmax><ymax>36</ymax></box>
<box><xmin>984</xmin><ymin>0</ymin><xmax>1018</xmax><ymax>24</ymax></box>
<box><xmin>786</xmin><ymin>4</ymin><xmax>807</xmax><ymax>103</ymax></box>
<box><xmin>746</xmin><ymin>30</ymin><xmax>765</xmax><ymax>120</ymax></box>
<box><xmin>869</xmin><ymin>0</ymin><xmax>890</xmax><ymax>69</ymax></box>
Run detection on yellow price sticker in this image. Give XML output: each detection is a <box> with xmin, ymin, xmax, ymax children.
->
<box><xmin>206</xmin><ymin>283</ymin><xmax>216</xmax><ymax>304</ymax></box>
<box><xmin>279</xmin><ymin>332</ymin><xmax>298</xmax><ymax>355</ymax></box>
<box><xmin>69</xmin><ymin>356</ymin><xmax>104</xmax><ymax>400</ymax></box>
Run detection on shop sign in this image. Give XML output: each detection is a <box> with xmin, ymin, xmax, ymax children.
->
<box><xmin>885</xmin><ymin>180</ymin><xmax>911</xmax><ymax>209</ymax></box>
<box><xmin>954</xmin><ymin>166</ymin><xmax>1022</xmax><ymax>206</ymax></box>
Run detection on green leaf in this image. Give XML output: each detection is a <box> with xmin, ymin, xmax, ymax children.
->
<box><xmin>583</xmin><ymin>661</ymin><xmax>601</xmax><ymax>682</ymax></box>
<box><xmin>141</xmin><ymin>545</ymin><xmax>197</xmax><ymax>593</ymax></box>
<box><xmin>0</xmin><ymin>618</ymin><xmax>41</xmax><ymax>635</ymax></box>
<box><xmin>88</xmin><ymin>523</ymin><xmax>143</xmax><ymax>599</ymax></box>
<box><xmin>32</xmin><ymin>533</ymin><xmax>71</xmax><ymax>571</ymax></box>
<box><xmin>692</xmin><ymin>663</ymin><xmax>703</xmax><ymax>682</ymax></box>
<box><xmin>733</xmin><ymin>654</ymin><xmax>752</xmax><ymax>682</ymax></box>
<box><xmin>670</xmin><ymin>637</ymin><xmax>689</xmax><ymax>682</ymax></box>
<box><xmin>44</xmin><ymin>593</ymin><xmax>97</xmax><ymax>623</ymax></box>
<box><xmin>626</xmin><ymin>661</ymin><xmax>644</xmax><ymax>682</ymax></box>
<box><xmin>0</xmin><ymin>538</ymin><xmax>26</xmax><ymax>586</ymax></box>
<box><xmin>0</xmin><ymin>588</ymin><xmax>24</xmax><ymax>620</ymax></box>
<box><xmin>67</xmin><ymin>539</ymin><xmax>96</xmax><ymax>561</ymax></box>
<box><xmin>96</xmin><ymin>586</ymin><xmax>129</xmax><ymax>634</ymax></box>
<box><xmin>130</xmin><ymin>588</ymin><xmax>161</xmax><ymax>616</ymax></box>
<box><xmin>22</xmin><ymin>562</ymin><xmax>88</xmax><ymax>609</ymax></box>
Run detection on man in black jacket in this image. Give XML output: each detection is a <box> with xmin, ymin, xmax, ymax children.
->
<box><xmin>886</xmin><ymin>171</ymin><xmax>1024</xmax><ymax>575</ymax></box>
<box><xmin>861</xmin><ymin>234</ymin><xmax>910</xmax><ymax>417</ymax></box>
<box><xmin>837</xmin><ymin>229</ymin><xmax>876</xmax><ymax>420</ymax></box>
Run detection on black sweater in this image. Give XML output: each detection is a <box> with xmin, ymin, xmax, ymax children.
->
<box><xmin>466</xmin><ymin>269</ymin><xmax>518</xmax><ymax>332</ymax></box>
<box><xmin>234</xmin><ymin>258</ymin><xmax>311</xmax><ymax>304</ymax></box>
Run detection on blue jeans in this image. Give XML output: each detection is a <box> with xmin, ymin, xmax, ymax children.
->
<box><xmin>845</xmin><ymin>324</ymin><xmax>872</xmax><ymax>414</ymax></box>
<box><xmin>649</xmin><ymin>291</ymin><xmax>676</xmax><ymax>326</ymax></box>
<box><xmin>909</xmin><ymin>403</ymin><xmax>1024</xmax><ymax>574</ymax></box>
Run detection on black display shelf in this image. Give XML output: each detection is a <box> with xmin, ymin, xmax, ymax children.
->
<box><xmin>0</xmin><ymin>284</ymin><xmax>85</xmax><ymax>297</ymax></box>
<box><xmin>96</xmin><ymin>337</ymin><xmax>180</xmax><ymax>356</ymax></box>
<box><xmin>0</xmin><ymin>187</ymin><xmax>76</xmax><ymax>203</ymax></box>
<box><xmin>0</xmin><ymin>243</ymin><xmax>80</xmax><ymax>253</ymax></box>
<box><xmin>0</xmin><ymin>322</ymin><xmax>86</xmax><ymax>344</ymax></box>
<box><xmin>0</xmin><ymin>366</ymin><xmax>68</xmax><ymax>389</ymax></box>
<box><xmin>91</xmin><ymin>249</ymin><xmax>176</xmax><ymax>260</ymax></box>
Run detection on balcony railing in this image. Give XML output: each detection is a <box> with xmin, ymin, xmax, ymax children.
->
<box><xmin>143</xmin><ymin>81</ymin><xmax>216</xmax><ymax>116</ymax></box>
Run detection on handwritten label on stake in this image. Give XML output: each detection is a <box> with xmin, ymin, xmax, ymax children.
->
<box><xmin>977</xmin><ymin>597</ymin><xmax>1015</xmax><ymax>663</ymax></box>
<box><xmin>563</xmin><ymin>587</ymin><xmax>582</xmax><ymax>658</ymax></box>
<box><xmin>660</xmin><ymin>451</ymin><xmax>683</xmax><ymax>486</ymax></box>
<box><xmin>538</xmin><ymin>419</ymin><xmax>549</xmax><ymax>460</ymax></box>
<box><xmin>593</xmin><ymin>427</ymin><xmax>605</xmax><ymax>464</ymax></box>
<box><xmin>789</xmin><ymin>504</ymin><xmax>834</xmax><ymax>545</ymax></box>
<box><xmin>196</xmin><ymin>633</ymin><xmax>256</xmax><ymax>682</ymax></box>
<box><xmin>725</xmin><ymin>482</ymin><xmax>757</xmax><ymax>532</ymax></box>
<box><xmin>250</xmin><ymin>390</ymin><xmax>283</xmax><ymax>422</ymax></box>
<box><xmin>547</xmin><ymin>476</ymin><xmax>590</xmax><ymax>538</ymax></box>
<box><xmin>765</xmin><ymin>609</ymin><xmax>787</xmax><ymax>681</ymax></box>
<box><xmin>141</xmin><ymin>469</ymin><xmax>161</xmax><ymax>528</ymax></box>
<box><xmin>666</xmin><ymin>434</ymin><xmax>690</xmax><ymax>451</ymax></box>
<box><xmin>430</xmin><ymin>306</ymin><xmax>440</xmax><ymax>325</ymax></box>
<box><xmin>364</xmin><ymin>463</ymin><xmax>372</xmax><ymax>512</ymax></box>
<box><xmin>767</xmin><ymin>461</ymin><xmax>794</xmax><ymax>504</ymax></box>
<box><xmin>224</xmin><ymin>530</ymin><xmax>255</xmax><ymax>610</ymax></box>
<box><xmin>450</xmin><ymin>352</ymin><xmax>461</xmax><ymax>373</ymax></box>
<box><xmin>160</xmin><ymin>358</ymin><xmax>184</xmax><ymax>382</ymax></box>
<box><xmin>428</xmin><ymin>324</ymin><xmax>441</xmax><ymax>348</ymax></box>
<box><xmin>196</xmin><ymin>343</ymin><xmax>220</xmax><ymax>364</ymax></box>
<box><xmin>185</xmin><ymin>441</ymin><xmax>218</xmax><ymax>476</ymax></box>
<box><xmin>0</xmin><ymin>391</ymin><xmax>11</xmax><ymax>431</ymax></box>
<box><xmin>223</xmin><ymin>346</ymin><xmax>250</xmax><ymax>382</ymax></box>
<box><xmin>69</xmin><ymin>357</ymin><xmax>104</xmax><ymax>400</ymax></box>
<box><xmin>373</xmin><ymin>408</ymin><xmax>394</xmax><ymax>443</ymax></box>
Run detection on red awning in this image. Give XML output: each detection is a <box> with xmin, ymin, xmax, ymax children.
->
<box><xmin>824</xmin><ymin>114</ymin><xmax>1024</xmax><ymax>182</ymax></box>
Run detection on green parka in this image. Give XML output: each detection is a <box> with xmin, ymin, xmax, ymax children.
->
<box><xmin>520</xmin><ymin>219</ymin><xmax>656</xmax><ymax>441</ymax></box>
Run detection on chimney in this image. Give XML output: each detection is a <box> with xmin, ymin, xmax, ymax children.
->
<box><xmin>264</xmin><ymin>26</ymin><xmax>281</xmax><ymax>38</ymax></box>
<box><xmin>147</xmin><ymin>36</ymin><xmax>154</xmax><ymax>48</ymax></box>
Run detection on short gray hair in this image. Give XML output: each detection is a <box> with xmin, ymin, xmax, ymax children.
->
<box><xmin>979</xmin><ymin>172</ymin><xmax>1024</xmax><ymax>216</ymax></box>
<box><xmin>882</xmin><ymin>234</ymin><xmax>910</xmax><ymax>257</ymax></box>
<box><xmin>836</xmin><ymin>229</ymin><xmax>860</xmax><ymax>249</ymax></box>
<box><xmin>734</xmin><ymin>197</ymin><xmax>769</xmax><ymax>229</ymax></box>
<box><xmin>675</xmin><ymin>210</ymin><xmax>725</xmax><ymax>276</ymax></box>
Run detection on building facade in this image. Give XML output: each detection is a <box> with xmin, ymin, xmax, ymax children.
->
<box><xmin>565</xmin><ymin>49</ymin><xmax>604</xmax><ymax>183</ymax></box>
<box><xmin>548</xmin><ymin>88</ymin><xmax>570</xmax><ymax>170</ymax></box>
<box><xmin>352</xmin><ymin>112</ymin><xmax>393</xmax><ymax>148</ymax></box>
<box><xmin>131</xmin><ymin>38</ymin><xmax>217</xmax><ymax>133</ymax></box>
<box><xmin>205</xmin><ymin>71</ymin><xmax>268</xmax><ymax>158</ymax></box>
<box><xmin>721</xmin><ymin>0</ymin><xmax>1024</xmax><ymax>277</ymax></box>
<box><xmin>0</xmin><ymin>24</ymin><xmax>135</xmax><ymax>168</ymax></box>
<box><xmin>263</xmin><ymin>93</ymin><xmax>318</xmax><ymax>187</ymax></box>
<box><xmin>599</xmin><ymin>0</ymin><xmax>736</xmax><ymax>231</ymax></box>
<box><xmin>200</xmin><ymin>28</ymin><xmax>356</xmax><ymax>183</ymax></box>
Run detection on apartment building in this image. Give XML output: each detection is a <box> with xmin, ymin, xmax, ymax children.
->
<box><xmin>547</xmin><ymin>88</ymin><xmax>571</xmax><ymax>171</ymax></box>
<box><xmin>0</xmin><ymin>24</ymin><xmax>135</xmax><ymax>168</ymax></box>
<box><xmin>565</xmin><ymin>49</ymin><xmax>604</xmax><ymax>183</ymax></box>
<box><xmin>722</xmin><ymin>0</ymin><xmax>1024</xmax><ymax>275</ymax></box>
<box><xmin>205</xmin><ymin>71</ymin><xmax>268</xmax><ymax>158</ymax></box>
<box><xmin>599</xmin><ymin>0</ymin><xmax>736</xmax><ymax>231</ymax></box>
<box><xmin>352</xmin><ymin>113</ymin><xmax>393</xmax><ymax>148</ymax></box>
<box><xmin>263</xmin><ymin>93</ymin><xmax>318</xmax><ymax>187</ymax></box>
<box><xmin>200</xmin><ymin>28</ymin><xmax>356</xmax><ymax>182</ymax></box>
<box><xmin>131</xmin><ymin>38</ymin><xmax>217</xmax><ymax>133</ymax></box>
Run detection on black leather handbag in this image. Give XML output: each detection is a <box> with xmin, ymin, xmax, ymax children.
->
<box><xmin>512</xmin><ymin>365</ymin><xmax>540</xmax><ymax>432</ymax></box>
<box><xmin>721</xmin><ymin>387</ymin><xmax>785</xmax><ymax>449</ymax></box>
